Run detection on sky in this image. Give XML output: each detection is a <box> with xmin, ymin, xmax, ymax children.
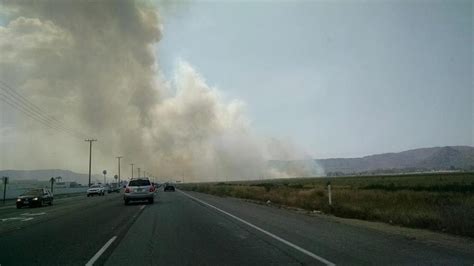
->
<box><xmin>157</xmin><ymin>0</ymin><xmax>473</xmax><ymax>158</ymax></box>
<box><xmin>0</xmin><ymin>0</ymin><xmax>472</xmax><ymax>179</ymax></box>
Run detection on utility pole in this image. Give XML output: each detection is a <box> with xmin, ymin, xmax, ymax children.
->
<box><xmin>50</xmin><ymin>177</ymin><xmax>55</xmax><ymax>194</ymax></box>
<box><xmin>116</xmin><ymin>156</ymin><xmax>122</xmax><ymax>185</ymax></box>
<box><xmin>2</xmin><ymin>176</ymin><xmax>8</xmax><ymax>204</ymax></box>
<box><xmin>130</xmin><ymin>163</ymin><xmax>134</xmax><ymax>179</ymax></box>
<box><xmin>85</xmin><ymin>139</ymin><xmax>97</xmax><ymax>187</ymax></box>
<box><xmin>138</xmin><ymin>167</ymin><xmax>141</xmax><ymax>178</ymax></box>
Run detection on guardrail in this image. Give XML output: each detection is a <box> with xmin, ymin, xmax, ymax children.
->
<box><xmin>3</xmin><ymin>186</ymin><xmax>88</xmax><ymax>200</ymax></box>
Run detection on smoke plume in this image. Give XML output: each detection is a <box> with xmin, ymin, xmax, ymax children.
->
<box><xmin>0</xmin><ymin>0</ymin><xmax>323</xmax><ymax>182</ymax></box>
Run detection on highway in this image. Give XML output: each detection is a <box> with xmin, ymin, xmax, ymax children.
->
<box><xmin>0</xmin><ymin>189</ymin><xmax>473</xmax><ymax>265</ymax></box>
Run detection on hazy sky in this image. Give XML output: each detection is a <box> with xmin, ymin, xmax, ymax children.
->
<box><xmin>157</xmin><ymin>0</ymin><xmax>472</xmax><ymax>158</ymax></box>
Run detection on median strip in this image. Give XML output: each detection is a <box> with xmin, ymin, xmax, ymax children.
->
<box><xmin>179</xmin><ymin>190</ymin><xmax>335</xmax><ymax>266</ymax></box>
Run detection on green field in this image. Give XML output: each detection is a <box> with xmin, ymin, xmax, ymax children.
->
<box><xmin>179</xmin><ymin>172</ymin><xmax>474</xmax><ymax>237</ymax></box>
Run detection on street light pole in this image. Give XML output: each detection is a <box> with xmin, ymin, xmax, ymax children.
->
<box><xmin>102</xmin><ymin>170</ymin><xmax>107</xmax><ymax>185</ymax></box>
<box><xmin>130</xmin><ymin>163</ymin><xmax>134</xmax><ymax>179</ymax></box>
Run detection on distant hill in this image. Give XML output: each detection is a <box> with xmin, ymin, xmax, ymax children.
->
<box><xmin>269</xmin><ymin>146</ymin><xmax>474</xmax><ymax>176</ymax></box>
<box><xmin>0</xmin><ymin>169</ymin><xmax>101</xmax><ymax>185</ymax></box>
<box><xmin>2</xmin><ymin>146</ymin><xmax>473</xmax><ymax>180</ymax></box>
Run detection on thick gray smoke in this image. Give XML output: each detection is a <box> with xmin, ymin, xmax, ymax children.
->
<box><xmin>0</xmin><ymin>0</ymin><xmax>323</xmax><ymax>182</ymax></box>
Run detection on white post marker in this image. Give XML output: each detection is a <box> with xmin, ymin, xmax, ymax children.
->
<box><xmin>328</xmin><ymin>183</ymin><xmax>332</xmax><ymax>206</ymax></box>
<box><xmin>179</xmin><ymin>190</ymin><xmax>335</xmax><ymax>266</ymax></box>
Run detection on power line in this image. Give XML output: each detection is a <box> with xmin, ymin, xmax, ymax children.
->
<box><xmin>0</xmin><ymin>93</ymin><xmax>84</xmax><ymax>140</ymax></box>
<box><xmin>0</xmin><ymin>80</ymin><xmax>71</xmax><ymax>127</ymax></box>
<box><xmin>0</xmin><ymin>90</ymin><xmax>85</xmax><ymax>138</ymax></box>
<box><xmin>0</xmin><ymin>82</ymin><xmax>86</xmax><ymax>137</ymax></box>
<box><xmin>0</xmin><ymin>81</ymin><xmax>88</xmax><ymax>139</ymax></box>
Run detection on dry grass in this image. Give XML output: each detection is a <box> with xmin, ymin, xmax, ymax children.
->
<box><xmin>180</xmin><ymin>172</ymin><xmax>474</xmax><ymax>237</ymax></box>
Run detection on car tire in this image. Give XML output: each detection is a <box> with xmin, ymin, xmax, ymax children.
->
<box><xmin>49</xmin><ymin>200</ymin><xmax>53</xmax><ymax>206</ymax></box>
<box><xmin>16</xmin><ymin>205</ymin><xmax>21</xmax><ymax>209</ymax></box>
<box><xmin>124</xmin><ymin>199</ymin><xmax>129</xmax><ymax>205</ymax></box>
<box><xmin>148</xmin><ymin>198</ymin><xmax>154</xmax><ymax>204</ymax></box>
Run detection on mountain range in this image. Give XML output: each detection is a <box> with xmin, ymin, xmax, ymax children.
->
<box><xmin>269</xmin><ymin>146</ymin><xmax>474</xmax><ymax>176</ymax></box>
<box><xmin>1</xmin><ymin>146</ymin><xmax>473</xmax><ymax>181</ymax></box>
<box><xmin>0</xmin><ymin>169</ymin><xmax>101</xmax><ymax>185</ymax></box>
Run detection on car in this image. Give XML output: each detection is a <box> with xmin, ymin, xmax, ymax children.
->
<box><xmin>107</xmin><ymin>184</ymin><xmax>120</xmax><ymax>193</ymax></box>
<box><xmin>16</xmin><ymin>188</ymin><xmax>53</xmax><ymax>208</ymax></box>
<box><xmin>164</xmin><ymin>184</ymin><xmax>175</xmax><ymax>192</ymax></box>
<box><xmin>87</xmin><ymin>184</ymin><xmax>105</xmax><ymax>197</ymax></box>
<box><xmin>124</xmin><ymin>178</ymin><xmax>155</xmax><ymax>205</ymax></box>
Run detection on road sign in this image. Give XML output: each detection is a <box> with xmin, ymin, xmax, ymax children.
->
<box><xmin>2</xmin><ymin>176</ymin><xmax>8</xmax><ymax>184</ymax></box>
<box><xmin>103</xmin><ymin>170</ymin><xmax>107</xmax><ymax>175</ymax></box>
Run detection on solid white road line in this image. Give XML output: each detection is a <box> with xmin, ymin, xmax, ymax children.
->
<box><xmin>179</xmin><ymin>190</ymin><xmax>335</xmax><ymax>266</ymax></box>
<box><xmin>85</xmin><ymin>236</ymin><xmax>117</xmax><ymax>266</ymax></box>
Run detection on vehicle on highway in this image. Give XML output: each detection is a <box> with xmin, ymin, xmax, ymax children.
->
<box><xmin>16</xmin><ymin>188</ymin><xmax>53</xmax><ymax>208</ymax></box>
<box><xmin>124</xmin><ymin>178</ymin><xmax>155</xmax><ymax>205</ymax></box>
<box><xmin>87</xmin><ymin>184</ymin><xmax>106</xmax><ymax>197</ymax></box>
<box><xmin>164</xmin><ymin>183</ymin><xmax>175</xmax><ymax>192</ymax></box>
<box><xmin>107</xmin><ymin>184</ymin><xmax>120</xmax><ymax>193</ymax></box>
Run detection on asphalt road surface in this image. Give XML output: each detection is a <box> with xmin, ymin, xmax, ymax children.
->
<box><xmin>0</xmin><ymin>189</ymin><xmax>473</xmax><ymax>265</ymax></box>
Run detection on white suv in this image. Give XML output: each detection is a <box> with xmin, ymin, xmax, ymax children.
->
<box><xmin>87</xmin><ymin>184</ymin><xmax>105</xmax><ymax>197</ymax></box>
<box><xmin>124</xmin><ymin>178</ymin><xmax>155</xmax><ymax>205</ymax></box>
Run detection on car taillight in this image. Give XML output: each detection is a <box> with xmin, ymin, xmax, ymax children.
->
<box><xmin>125</xmin><ymin>188</ymin><xmax>130</xmax><ymax>193</ymax></box>
<box><xmin>149</xmin><ymin>187</ymin><xmax>155</xmax><ymax>192</ymax></box>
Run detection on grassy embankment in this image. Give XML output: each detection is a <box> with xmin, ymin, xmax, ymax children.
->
<box><xmin>179</xmin><ymin>172</ymin><xmax>474</xmax><ymax>237</ymax></box>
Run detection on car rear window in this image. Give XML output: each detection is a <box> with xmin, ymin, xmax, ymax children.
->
<box><xmin>23</xmin><ymin>189</ymin><xmax>42</xmax><ymax>196</ymax></box>
<box><xmin>128</xmin><ymin>180</ymin><xmax>151</xmax><ymax>186</ymax></box>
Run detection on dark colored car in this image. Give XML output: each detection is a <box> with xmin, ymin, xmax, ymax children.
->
<box><xmin>16</xmin><ymin>188</ymin><xmax>53</xmax><ymax>208</ymax></box>
<box><xmin>107</xmin><ymin>184</ymin><xmax>120</xmax><ymax>193</ymax></box>
<box><xmin>164</xmin><ymin>184</ymin><xmax>175</xmax><ymax>192</ymax></box>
